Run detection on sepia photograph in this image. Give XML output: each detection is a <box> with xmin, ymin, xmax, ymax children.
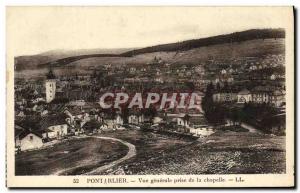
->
<box><xmin>6</xmin><ymin>6</ymin><xmax>294</xmax><ymax>187</ymax></box>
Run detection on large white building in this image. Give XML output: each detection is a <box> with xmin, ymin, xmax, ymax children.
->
<box><xmin>45</xmin><ymin>69</ymin><xmax>56</xmax><ymax>103</ymax></box>
<box><xmin>237</xmin><ymin>89</ymin><xmax>252</xmax><ymax>103</ymax></box>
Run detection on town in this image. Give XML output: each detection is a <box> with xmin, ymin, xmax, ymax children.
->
<box><xmin>14</xmin><ymin>53</ymin><xmax>286</xmax><ymax>153</ymax></box>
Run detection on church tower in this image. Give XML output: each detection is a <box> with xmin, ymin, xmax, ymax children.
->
<box><xmin>45</xmin><ymin>68</ymin><xmax>56</xmax><ymax>103</ymax></box>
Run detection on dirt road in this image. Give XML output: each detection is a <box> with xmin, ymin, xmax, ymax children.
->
<box><xmin>240</xmin><ymin>122</ymin><xmax>263</xmax><ymax>134</ymax></box>
<box><xmin>84</xmin><ymin>136</ymin><xmax>136</xmax><ymax>175</ymax></box>
<box><xmin>226</xmin><ymin>119</ymin><xmax>262</xmax><ymax>134</ymax></box>
<box><xmin>53</xmin><ymin>136</ymin><xmax>136</xmax><ymax>175</ymax></box>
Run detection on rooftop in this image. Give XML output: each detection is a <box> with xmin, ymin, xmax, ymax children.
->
<box><xmin>46</xmin><ymin>68</ymin><xmax>56</xmax><ymax>79</ymax></box>
<box><xmin>39</xmin><ymin>114</ymin><xmax>68</xmax><ymax>130</ymax></box>
<box><xmin>238</xmin><ymin>89</ymin><xmax>251</xmax><ymax>95</ymax></box>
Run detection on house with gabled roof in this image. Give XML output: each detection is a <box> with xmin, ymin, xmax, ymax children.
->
<box><xmin>128</xmin><ymin>109</ymin><xmax>144</xmax><ymax>125</ymax></box>
<box><xmin>237</xmin><ymin>89</ymin><xmax>252</xmax><ymax>103</ymax></box>
<box><xmin>39</xmin><ymin>114</ymin><xmax>68</xmax><ymax>139</ymax></box>
<box><xmin>15</xmin><ymin>125</ymin><xmax>44</xmax><ymax>151</ymax></box>
<box><xmin>269</xmin><ymin>90</ymin><xmax>285</xmax><ymax>107</ymax></box>
<box><xmin>213</xmin><ymin>88</ymin><xmax>238</xmax><ymax>103</ymax></box>
<box><xmin>176</xmin><ymin>114</ymin><xmax>190</xmax><ymax>128</ymax></box>
<box><xmin>98</xmin><ymin>109</ymin><xmax>124</xmax><ymax>129</ymax></box>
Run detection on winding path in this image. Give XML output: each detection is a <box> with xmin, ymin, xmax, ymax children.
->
<box><xmin>226</xmin><ymin>119</ymin><xmax>262</xmax><ymax>134</ymax></box>
<box><xmin>240</xmin><ymin>122</ymin><xmax>263</xmax><ymax>134</ymax></box>
<box><xmin>84</xmin><ymin>136</ymin><xmax>136</xmax><ymax>175</ymax></box>
<box><xmin>52</xmin><ymin>136</ymin><xmax>136</xmax><ymax>175</ymax></box>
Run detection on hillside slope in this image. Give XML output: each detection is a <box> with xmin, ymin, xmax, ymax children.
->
<box><xmin>15</xmin><ymin>38</ymin><xmax>285</xmax><ymax>79</ymax></box>
<box><xmin>65</xmin><ymin>38</ymin><xmax>284</xmax><ymax>67</ymax></box>
<box><xmin>15</xmin><ymin>48</ymin><xmax>133</xmax><ymax>71</ymax></box>
<box><xmin>14</xmin><ymin>28</ymin><xmax>284</xmax><ymax>72</ymax></box>
<box><xmin>120</xmin><ymin>28</ymin><xmax>285</xmax><ymax>57</ymax></box>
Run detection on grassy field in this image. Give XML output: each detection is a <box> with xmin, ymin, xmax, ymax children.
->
<box><xmin>15</xmin><ymin>137</ymin><xmax>128</xmax><ymax>175</ymax></box>
<box><xmin>15</xmin><ymin>130</ymin><xmax>286</xmax><ymax>175</ymax></box>
<box><xmin>99</xmin><ymin>130</ymin><xmax>286</xmax><ymax>175</ymax></box>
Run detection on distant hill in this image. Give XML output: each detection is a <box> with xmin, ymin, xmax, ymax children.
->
<box><xmin>14</xmin><ymin>28</ymin><xmax>285</xmax><ymax>72</ymax></box>
<box><xmin>62</xmin><ymin>38</ymin><xmax>285</xmax><ymax>69</ymax></box>
<box><xmin>39</xmin><ymin>48</ymin><xmax>135</xmax><ymax>56</ymax></box>
<box><xmin>120</xmin><ymin>29</ymin><xmax>285</xmax><ymax>56</ymax></box>
<box><xmin>15</xmin><ymin>48</ymin><xmax>134</xmax><ymax>71</ymax></box>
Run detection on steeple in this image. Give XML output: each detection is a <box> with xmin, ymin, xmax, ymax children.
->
<box><xmin>45</xmin><ymin>67</ymin><xmax>56</xmax><ymax>103</ymax></box>
<box><xmin>46</xmin><ymin>68</ymin><xmax>56</xmax><ymax>79</ymax></box>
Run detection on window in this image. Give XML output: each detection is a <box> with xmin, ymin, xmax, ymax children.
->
<box><xmin>225</xmin><ymin>95</ymin><xmax>230</xmax><ymax>101</ymax></box>
<box><xmin>239</xmin><ymin>97</ymin><xmax>246</xmax><ymax>102</ymax></box>
<box><xmin>29</xmin><ymin>135</ymin><xmax>33</xmax><ymax>141</ymax></box>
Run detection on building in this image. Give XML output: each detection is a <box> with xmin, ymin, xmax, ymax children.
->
<box><xmin>16</xmin><ymin>110</ymin><xmax>25</xmax><ymax>117</ymax></box>
<box><xmin>32</xmin><ymin>97</ymin><xmax>45</xmax><ymax>104</ymax></box>
<box><xmin>100</xmin><ymin>111</ymin><xmax>124</xmax><ymax>129</ymax></box>
<box><xmin>270</xmin><ymin>74</ymin><xmax>276</xmax><ymax>80</ymax></box>
<box><xmin>128</xmin><ymin>113</ymin><xmax>144</xmax><ymax>125</ymax></box>
<box><xmin>213</xmin><ymin>92</ymin><xmax>238</xmax><ymax>103</ymax></box>
<box><xmin>129</xmin><ymin>67</ymin><xmax>136</xmax><ymax>73</ymax></box>
<box><xmin>237</xmin><ymin>89</ymin><xmax>252</xmax><ymax>103</ymax></box>
<box><xmin>221</xmin><ymin>69</ymin><xmax>227</xmax><ymax>74</ymax></box>
<box><xmin>251</xmin><ymin>86</ymin><xmax>285</xmax><ymax>107</ymax></box>
<box><xmin>154</xmin><ymin>77</ymin><xmax>164</xmax><ymax>83</ymax></box>
<box><xmin>252</xmin><ymin>92</ymin><xmax>269</xmax><ymax>103</ymax></box>
<box><xmin>45</xmin><ymin>69</ymin><xmax>56</xmax><ymax>103</ymax></box>
<box><xmin>251</xmin><ymin>86</ymin><xmax>270</xmax><ymax>104</ymax></box>
<box><xmin>40</xmin><ymin>114</ymin><xmax>68</xmax><ymax>139</ymax></box>
<box><xmin>15</xmin><ymin>125</ymin><xmax>44</xmax><ymax>151</ymax></box>
<box><xmin>269</xmin><ymin>90</ymin><xmax>285</xmax><ymax>107</ymax></box>
<box><xmin>64</xmin><ymin>105</ymin><xmax>90</xmax><ymax>127</ymax></box>
<box><xmin>195</xmin><ymin>65</ymin><xmax>205</xmax><ymax>75</ymax></box>
<box><xmin>176</xmin><ymin>114</ymin><xmax>190</xmax><ymax>127</ymax></box>
<box><xmin>115</xmin><ymin>113</ymin><xmax>124</xmax><ymax>125</ymax></box>
<box><xmin>190</xmin><ymin>126</ymin><xmax>214</xmax><ymax>137</ymax></box>
<box><xmin>249</xmin><ymin>65</ymin><xmax>257</xmax><ymax>71</ymax></box>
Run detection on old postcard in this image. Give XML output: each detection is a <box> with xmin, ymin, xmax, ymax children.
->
<box><xmin>6</xmin><ymin>6</ymin><xmax>294</xmax><ymax>188</ymax></box>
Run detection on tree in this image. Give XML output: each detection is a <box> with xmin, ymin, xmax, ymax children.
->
<box><xmin>92</xmin><ymin>70</ymin><xmax>98</xmax><ymax>79</ymax></box>
<box><xmin>121</xmin><ymin>105</ymin><xmax>129</xmax><ymax>124</ymax></box>
<box><xmin>228</xmin><ymin>108</ymin><xmax>240</xmax><ymax>126</ymax></box>
<box><xmin>185</xmin><ymin>82</ymin><xmax>195</xmax><ymax>91</ymax></box>
<box><xmin>223</xmin><ymin>81</ymin><xmax>229</xmax><ymax>90</ymax></box>
<box><xmin>201</xmin><ymin>83</ymin><xmax>226</xmax><ymax>125</ymax></box>
<box><xmin>202</xmin><ymin>83</ymin><xmax>214</xmax><ymax>112</ymax></box>
<box><xmin>216</xmin><ymin>82</ymin><xmax>221</xmax><ymax>91</ymax></box>
<box><xmin>82</xmin><ymin>120</ymin><xmax>101</xmax><ymax>134</ymax></box>
<box><xmin>143</xmin><ymin>104</ymin><xmax>157</xmax><ymax>122</ymax></box>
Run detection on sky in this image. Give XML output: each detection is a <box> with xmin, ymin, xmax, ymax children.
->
<box><xmin>7</xmin><ymin>6</ymin><xmax>292</xmax><ymax>56</ymax></box>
